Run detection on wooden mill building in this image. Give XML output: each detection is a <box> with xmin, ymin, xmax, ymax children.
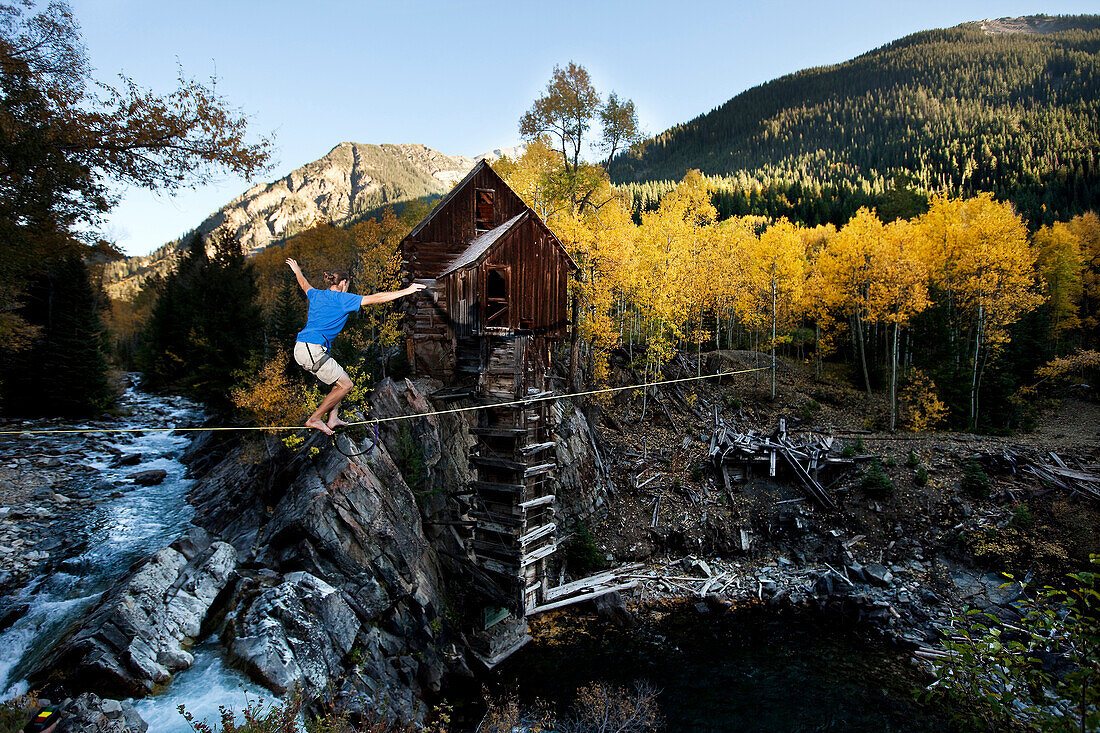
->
<box><xmin>400</xmin><ymin>160</ymin><xmax>577</xmax><ymax>614</ymax></box>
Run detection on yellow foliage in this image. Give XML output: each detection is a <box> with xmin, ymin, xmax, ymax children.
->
<box><xmin>1066</xmin><ymin>211</ymin><xmax>1100</xmax><ymax>336</ymax></box>
<box><xmin>900</xmin><ymin>369</ymin><xmax>949</xmax><ymax>431</ymax></box>
<box><xmin>230</xmin><ymin>353</ymin><xmax>311</xmax><ymax>429</ymax></box>
<box><xmin>1035</xmin><ymin>349</ymin><xmax>1100</xmax><ymax>383</ymax></box>
<box><xmin>1033</xmin><ymin>221</ymin><xmax>1084</xmax><ymax>338</ymax></box>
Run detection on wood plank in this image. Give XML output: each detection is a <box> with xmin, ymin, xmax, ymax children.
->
<box><xmin>519</xmin><ymin>494</ymin><xmax>555</xmax><ymax>509</ymax></box>
<box><xmin>529</xmin><ymin>581</ymin><xmax>639</xmax><ymax>615</ymax></box>
<box><xmin>519</xmin><ymin>541</ymin><xmax>559</xmax><ymax>567</ymax></box>
<box><xmin>519</xmin><ymin>522</ymin><xmax>556</xmax><ymax>546</ymax></box>
<box><xmin>520</xmin><ymin>441</ymin><xmax>556</xmax><ymax>456</ymax></box>
<box><xmin>544</xmin><ymin>570</ymin><xmax>617</xmax><ymax>601</ymax></box>
<box><xmin>470</xmin><ymin>480</ymin><xmax>526</xmax><ymax>493</ymax></box>
<box><xmin>524</xmin><ymin>462</ymin><xmax>556</xmax><ymax>477</ymax></box>
<box><xmin>471</xmin><ymin>427</ymin><xmax>529</xmax><ymax>437</ymax></box>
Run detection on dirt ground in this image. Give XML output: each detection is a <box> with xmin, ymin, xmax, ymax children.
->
<box><xmin>580</xmin><ymin>350</ymin><xmax>1100</xmax><ymax>583</ymax></box>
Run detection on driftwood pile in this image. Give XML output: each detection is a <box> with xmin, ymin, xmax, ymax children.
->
<box><xmin>709</xmin><ymin>418</ymin><xmax>868</xmax><ymax>510</ymax></box>
<box><xmin>1000</xmin><ymin>450</ymin><xmax>1100</xmax><ymax>503</ymax></box>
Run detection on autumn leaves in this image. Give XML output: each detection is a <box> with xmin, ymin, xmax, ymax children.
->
<box><xmin>497</xmin><ymin>148</ymin><xmax>1095</xmax><ymax>431</ymax></box>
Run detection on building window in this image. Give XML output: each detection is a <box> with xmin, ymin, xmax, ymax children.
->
<box><xmin>485</xmin><ymin>266</ymin><xmax>509</xmax><ymax>326</ymax></box>
<box><xmin>475</xmin><ymin>189</ymin><xmax>495</xmax><ymax>231</ymax></box>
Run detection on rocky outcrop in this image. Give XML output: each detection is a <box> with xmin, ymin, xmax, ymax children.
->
<box><xmin>553</xmin><ymin>400</ymin><xmax>612</xmax><ymax>524</ymax></box>
<box><xmin>40</xmin><ymin>528</ymin><xmax>236</xmax><ymax>698</ymax></box>
<box><xmin>54</xmin><ymin>693</ymin><xmax>148</xmax><ymax>733</ymax></box>
<box><xmin>230</xmin><ymin>572</ymin><xmax>360</xmax><ymax>697</ymax></box>
<box><xmin>27</xmin><ymin>374</ymin><xmax>607</xmax><ymax>720</ymax></box>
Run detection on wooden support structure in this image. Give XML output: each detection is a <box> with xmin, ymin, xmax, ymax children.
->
<box><xmin>400</xmin><ymin>159</ymin><xmax>582</xmax><ymax>621</ymax></box>
<box><xmin>466</xmin><ymin>334</ymin><xmax>561</xmax><ymax>615</ymax></box>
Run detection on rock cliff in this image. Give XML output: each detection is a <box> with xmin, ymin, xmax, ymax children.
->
<box><xmin>34</xmin><ymin>376</ymin><xmax>609</xmax><ymax>724</ymax></box>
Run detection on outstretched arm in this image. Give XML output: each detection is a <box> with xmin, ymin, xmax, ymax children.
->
<box><xmin>361</xmin><ymin>282</ymin><xmax>426</xmax><ymax>307</ymax></box>
<box><xmin>285</xmin><ymin>258</ymin><xmax>312</xmax><ymax>293</ymax></box>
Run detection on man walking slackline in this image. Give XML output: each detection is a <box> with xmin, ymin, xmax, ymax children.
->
<box><xmin>286</xmin><ymin>258</ymin><xmax>425</xmax><ymax>434</ymax></box>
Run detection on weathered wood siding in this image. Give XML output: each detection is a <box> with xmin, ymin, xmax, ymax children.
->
<box><xmin>479</xmin><ymin>217</ymin><xmax>570</xmax><ymax>337</ymax></box>
<box><xmin>401</xmin><ymin>160</ymin><xmax>572</xmax><ymax>379</ymax></box>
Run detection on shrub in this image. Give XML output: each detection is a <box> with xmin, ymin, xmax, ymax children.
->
<box><xmin>860</xmin><ymin>460</ymin><xmax>894</xmax><ymax>495</ymax></box>
<box><xmin>0</xmin><ymin>694</ymin><xmax>37</xmax><ymax>733</ymax></box>
<box><xmin>841</xmin><ymin>437</ymin><xmax>865</xmax><ymax>458</ymax></box>
<box><xmin>564</xmin><ymin>521</ymin><xmax>605</xmax><ymax>575</ymax></box>
<box><xmin>689</xmin><ymin>462</ymin><xmax>705</xmax><ymax>483</ymax></box>
<box><xmin>920</xmin><ymin>556</ymin><xmax>1100</xmax><ymax>732</ymax></box>
<box><xmin>1009</xmin><ymin>503</ymin><xmax>1035</xmax><ymax>529</ymax></box>
<box><xmin>230</xmin><ymin>353</ymin><xmax>311</xmax><ymax>430</ymax></box>
<box><xmin>915</xmin><ymin>466</ymin><xmax>929</xmax><ymax>487</ymax></box>
<box><xmin>905</xmin><ymin>451</ymin><xmax>920</xmax><ymax>468</ymax></box>
<box><xmin>901</xmin><ymin>369</ymin><xmax>949</xmax><ymax>431</ymax></box>
<box><xmin>961</xmin><ymin>460</ymin><xmax>991</xmax><ymax>499</ymax></box>
<box><xmin>179</xmin><ymin>691</ymin><xmax>300</xmax><ymax>733</ymax></box>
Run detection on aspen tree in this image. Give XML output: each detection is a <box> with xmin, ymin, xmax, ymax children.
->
<box><xmin>868</xmin><ymin>219</ymin><xmax>931</xmax><ymax>430</ymax></box>
<box><xmin>1032</xmin><ymin>221</ymin><xmax>1084</xmax><ymax>344</ymax></box>
<box><xmin>918</xmin><ymin>194</ymin><xmax>1041</xmax><ymax>429</ymax></box>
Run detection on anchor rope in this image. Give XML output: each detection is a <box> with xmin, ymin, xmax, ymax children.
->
<box><xmin>0</xmin><ymin>366</ymin><xmax>770</xmax><ymax>437</ymax></box>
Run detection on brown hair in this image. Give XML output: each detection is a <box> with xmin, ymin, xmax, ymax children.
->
<box><xmin>322</xmin><ymin>269</ymin><xmax>350</xmax><ymax>288</ymax></box>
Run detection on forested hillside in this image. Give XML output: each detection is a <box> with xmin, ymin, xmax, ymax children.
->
<box><xmin>613</xmin><ymin>16</ymin><xmax>1100</xmax><ymax>227</ymax></box>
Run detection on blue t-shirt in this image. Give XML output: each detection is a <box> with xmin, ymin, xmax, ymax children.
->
<box><xmin>296</xmin><ymin>288</ymin><xmax>362</xmax><ymax>348</ymax></box>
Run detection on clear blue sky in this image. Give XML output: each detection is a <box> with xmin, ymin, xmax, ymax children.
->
<box><xmin>77</xmin><ymin>1</ymin><xmax>1099</xmax><ymax>255</ymax></box>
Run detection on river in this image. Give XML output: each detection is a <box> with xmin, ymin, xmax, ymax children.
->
<box><xmin>482</xmin><ymin>600</ymin><xmax>954</xmax><ymax>732</ymax></box>
<box><xmin>0</xmin><ymin>378</ymin><xmax>276</xmax><ymax>731</ymax></box>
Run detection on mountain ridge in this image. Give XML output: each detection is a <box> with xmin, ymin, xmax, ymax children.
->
<box><xmin>611</xmin><ymin>14</ymin><xmax>1100</xmax><ymax>226</ymax></box>
<box><xmin>104</xmin><ymin>142</ymin><xmax>520</xmax><ymax>299</ymax></box>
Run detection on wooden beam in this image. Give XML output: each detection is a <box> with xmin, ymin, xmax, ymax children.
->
<box><xmin>519</xmin><ymin>522</ymin><xmax>556</xmax><ymax>546</ymax></box>
<box><xmin>529</xmin><ymin>581</ymin><xmax>639</xmax><ymax>615</ymax></box>
<box><xmin>519</xmin><ymin>494</ymin><xmax>555</xmax><ymax>509</ymax></box>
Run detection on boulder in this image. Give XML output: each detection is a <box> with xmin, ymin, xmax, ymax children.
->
<box><xmin>230</xmin><ymin>572</ymin><xmax>360</xmax><ymax>697</ymax></box>
<box><xmin>128</xmin><ymin>469</ymin><xmax>167</xmax><ymax>486</ymax></box>
<box><xmin>864</xmin><ymin>563</ymin><xmax>894</xmax><ymax>587</ymax></box>
<box><xmin>39</xmin><ymin>527</ymin><xmax>236</xmax><ymax>698</ymax></box>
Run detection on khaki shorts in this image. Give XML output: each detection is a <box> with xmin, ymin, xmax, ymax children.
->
<box><xmin>293</xmin><ymin>342</ymin><xmax>350</xmax><ymax>386</ymax></box>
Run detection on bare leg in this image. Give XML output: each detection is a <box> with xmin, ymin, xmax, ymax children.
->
<box><xmin>306</xmin><ymin>378</ymin><xmax>352</xmax><ymax>435</ymax></box>
<box><xmin>327</xmin><ymin>396</ymin><xmax>350</xmax><ymax>429</ymax></box>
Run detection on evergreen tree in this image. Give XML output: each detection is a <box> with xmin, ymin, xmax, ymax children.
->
<box><xmin>1</xmin><ymin>253</ymin><xmax>112</xmax><ymax>415</ymax></box>
<box><xmin>139</xmin><ymin>231</ymin><xmax>260</xmax><ymax>409</ymax></box>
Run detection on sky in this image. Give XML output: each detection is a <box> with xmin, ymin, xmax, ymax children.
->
<box><xmin>76</xmin><ymin>0</ymin><xmax>1100</xmax><ymax>256</ymax></box>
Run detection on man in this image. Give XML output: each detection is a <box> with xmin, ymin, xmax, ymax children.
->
<box><xmin>286</xmin><ymin>257</ymin><xmax>425</xmax><ymax>434</ymax></box>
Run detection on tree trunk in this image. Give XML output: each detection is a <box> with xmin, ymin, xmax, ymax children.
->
<box><xmin>969</xmin><ymin>303</ymin><xmax>983</xmax><ymax>430</ymax></box>
<box><xmin>771</xmin><ymin>276</ymin><xmax>777</xmax><ymax>399</ymax></box>
<box><xmin>814</xmin><ymin>321</ymin><xmax>822</xmax><ymax>381</ymax></box>
<box><xmin>568</xmin><ymin>291</ymin><xmax>581</xmax><ymax>391</ymax></box>
<box><xmin>854</xmin><ymin>311</ymin><xmax>872</xmax><ymax>398</ymax></box>
<box><xmin>890</xmin><ymin>321</ymin><xmax>899</xmax><ymax>432</ymax></box>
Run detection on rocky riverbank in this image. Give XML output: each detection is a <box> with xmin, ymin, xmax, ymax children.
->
<box><xmin>3</xmin><ymin>374</ymin><xmax>611</xmax><ymax>730</ymax></box>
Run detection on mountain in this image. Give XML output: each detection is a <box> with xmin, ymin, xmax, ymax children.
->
<box><xmin>611</xmin><ymin>15</ymin><xmax>1100</xmax><ymax>227</ymax></box>
<box><xmin>103</xmin><ymin>142</ymin><xmax>518</xmax><ymax>299</ymax></box>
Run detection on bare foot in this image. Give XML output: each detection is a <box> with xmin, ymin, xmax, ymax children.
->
<box><xmin>305</xmin><ymin>418</ymin><xmax>335</xmax><ymax>435</ymax></box>
<box><xmin>327</xmin><ymin>416</ymin><xmax>350</xmax><ymax>429</ymax></box>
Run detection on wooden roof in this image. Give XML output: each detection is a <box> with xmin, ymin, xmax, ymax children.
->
<box><xmin>439</xmin><ymin>212</ymin><xmax>527</xmax><ymax>278</ymax></box>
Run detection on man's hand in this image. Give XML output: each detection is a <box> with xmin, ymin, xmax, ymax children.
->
<box><xmin>406</xmin><ymin>283</ymin><xmax>427</xmax><ymax>294</ymax></box>
<box><xmin>286</xmin><ymin>258</ymin><xmax>312</xmax><ymax>293</ymax></box>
